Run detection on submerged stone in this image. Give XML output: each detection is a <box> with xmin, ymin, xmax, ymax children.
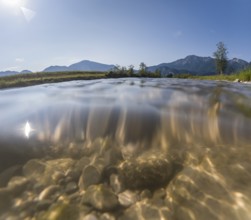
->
<box><xmin>23</xmin><ymin>159</ymin><xmax>46</xmax><ymax>181</ymax></box>
<box><xmin>23</xmin><ymin>158</ymin><xmax>75</xmax><ymax>186</ymax></box>
<box><xmin>7</xmin><ymin>176</ymin><xmax>30</xmax><ymax>196</ymax></box>
<box><xmin>118</xmin><ymin>190</ymin><xmax>138</xmax><ymax>207</ymax></box>
<box><xmin>119</xmin><ymin>202</ymin><xmax>161</xmax><ymax>220</ymax></box>
<box><xmin>0</xmin><ymin>165</ymin><xmax>22</xmax><ymax>187</ymax></box>
<box><xmin>118</xmin><ymin>153</ymin><xmax>173</xmax><ymax>190</ymax></box>
<box><xmin>38</xmin><ymin>185</ymin><xmax>61</xmax><ymax>201</ymax></box>
<box><xmin>78</xmin><ymin>165</ymin><xmax>102</xmax><ymax>190</ymax></box>
<box><xmin>38</xmin><ymin>202</ymin><xmax>80</xmax><ymax>220</ymax></box>
<box><xmin>82</xmin><ymin>184</ymin><xmax>119</xmax><ymax>211</ymax></box>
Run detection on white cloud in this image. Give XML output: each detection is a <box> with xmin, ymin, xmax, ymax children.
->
<box><xmin>15</xmin><ymin>58</ymin><xmax>24</xmax><ymax>63</ymax></box>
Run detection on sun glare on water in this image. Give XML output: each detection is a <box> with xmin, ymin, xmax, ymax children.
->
<box><xmin>24</xmin><ymin>121</ymin><xmax>32</xmax><ymax>138</ymax></box>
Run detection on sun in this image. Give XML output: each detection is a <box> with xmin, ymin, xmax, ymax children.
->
<box><xmin>1</xmin><ymin>0</ymin><xmax>35</xmax><ymax>22</ymax></box>
<box><xmin>1</xmin><ymin>0</ymin><xmax>23</xmax><ymax>8</ymax></box>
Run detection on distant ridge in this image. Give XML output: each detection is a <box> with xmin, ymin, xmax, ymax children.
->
<box><xmin>148</xmin><ymin>55</ymin><xmax>250</xmax><ymax>75</ymax></box>
<box><xmin>0</xmin><ymin>70</ymin><xmax>32</xmax><ymax>77</ymax></box>
<box><xmin>43</xmin><ymin>60</ymin><xmax>115</xmax><ymax>72</ymax></box>
<box><xmin>1</xmin><ymin>56</ymin><xmax>250</xmax><ymax>76</ymax></box>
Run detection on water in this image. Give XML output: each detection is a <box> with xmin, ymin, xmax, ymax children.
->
<box><xmin>0</xmin><ymin>78</ymin><xmax>251</xmax><ymax>219</ymax></box>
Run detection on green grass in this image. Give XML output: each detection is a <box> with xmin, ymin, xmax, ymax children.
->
<box><xmin>0</xmin><ymin>71</ymin><xmax>106</xmax><ymax>89</ymax></box>
<box><xmin>187</xmin><ymin>68</ymin><xmax>251</xmax><ymax>82</ymax></box>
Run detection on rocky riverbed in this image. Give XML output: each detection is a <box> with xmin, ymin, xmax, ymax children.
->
<box><xmin>0</xmin><ymin>138</ymin><xmax>178</xmax><ymax>220</ymax></box>
<box><xmin>1</xmin><ymin>137</ymin><xmax>251</xmax><ymax>220</ymax></box>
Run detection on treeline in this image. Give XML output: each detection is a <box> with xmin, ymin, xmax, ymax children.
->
<box><xmin>106</xmin><ymin>62</ymin><xmax>162</xmax><ymax>78</ymax></box>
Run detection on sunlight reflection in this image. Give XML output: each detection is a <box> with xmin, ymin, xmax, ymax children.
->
<box><xmin>24</xmin><ymin>121</ymin><xmax>32</xmax><ymax>138</ymax></box>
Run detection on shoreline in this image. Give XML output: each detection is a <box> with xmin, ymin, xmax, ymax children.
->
<box><xmin>0</xmin><ymin>70</ymin><xmax>250</xmax><ymax>90</ymax></box>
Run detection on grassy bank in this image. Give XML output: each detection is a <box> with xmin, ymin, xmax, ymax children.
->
<box><xmin>178</xmin><ymin>68</ymin><xmax>251</xmax><ymax>82</ymax></box>
<box><xmin>0</xmin><ymin>71</ymin><xmax>106</xmax><ymax>89</ymax></box>
<box><xmin>1</xmin><ymin>68</ymin><xmax>251</xmax><ymax>89</ymax></box>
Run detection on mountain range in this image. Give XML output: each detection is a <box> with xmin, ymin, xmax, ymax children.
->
<box><xmin>1</xmin><ymin>56</ymin><xmax>250</xmax><ymax>76</ymax></box>
<box><xmin>148</xmin><ymin>55</ymin><xmax>250</xmax><ymax>75</ymax></box>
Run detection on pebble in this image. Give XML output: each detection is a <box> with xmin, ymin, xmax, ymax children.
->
<box><xmin>110</xmin><ymin>174</ymin><xmax>123</xmax><ymax>194</ymax></box>
<box><xmin>82</xmin><ymin>184</ymin><xmax>119</xmax><ymax>211</ymax></box>
<box><xmin>100</xmin><ymin>213</ymin><xmax>116</xmax><ymax>220</ymax></box>
<box><xmin>78</xmin><ymin>165</ymin><xmax>102</xmax><ymax>190</ymax></box>
<box><xmin>118</xmin><ymin>190</ymin><xmax>138</xmax><ymax>207</ymax></box>
<box><xmin>38</xmin><ymin>185</ymin><xmax>61</xmax><ymax>201</ymax></box>
<box><xmin>65</xmin><ymin>181</ymin><xmax>78</xmax><ymax>194</ymax></box>
<box><xmin>52</xmin><ymin>171</ymin><xmax>65</xmax><ymax>184</ymax></box>
<box><xmin>0</xmin><ymin>165</ymin><xmax>22</xmax><ymax>187</ymax></box>
<box><xmin>36</xmin><ymin>199</ymin><xmax>52</xmax><ymax>211</ymax></box>
<box><xmin>140</xmin><ymin>189</ymin><xmax>152</xmax><ymax>200</ymax></box>
<box><xmin>120</xmin><ymin>202</ymin><xmax>161</xmax><ymax>220</ymax></box>
<box><xmin>83</xmin><ymin>213</ymin><xmax>98</xmax><ymax>220</ymax></box>
<box><xmin>23</xmin><ymin>159</ymin><xmax>46</xmax><ymax>180</ymax></box>
<box><xmin>7</xmin><ymin>176</ymin><xmax>29</xmax><ymax>196</ymax></box>
<box><xmin>38</xmin><ymin>202</ymin><xmax>80</xmax><ymax>220</ymax></box>
<box><xmin>234</xmin><ymin>78</ymin><xmax>241</xmax><ymax>82</ymax></box>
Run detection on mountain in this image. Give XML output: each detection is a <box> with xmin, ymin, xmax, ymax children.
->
<box><xmin>69</xmin><ymin>60</ymin><xmax>115</xmax><ymax>72</ymax></box>
<box><xmin>148</xmin><ymin>55</ymin><xmax>250</xmax><ymax>75</ymax></box>
<box><xmin>227</xmin><ymin>58</ymin><xmax>250</xmax><ymax>73</ymax></box>
<box><xmin>43</xmin><ymin>65</ymin><xmax>69</xmax><ymax>72</ymax></box>
<box><xmin>43</xmin><ymin>60</ymin><xmax>115</xmax><ymax>72</ymax></box>
<box><xmin>0</xmin><ymin>71</ymin><xmax>19</xmax><ymax>77</ymax></box>
<box><xmin>20</xmin><ymin>70</ymin><xmax>32</xmax><ymax>74</ymax></box>
<box><xmin>0</xmin><ymin>70</ymin><xmax>32</xmax><ymax>77</ymax></box>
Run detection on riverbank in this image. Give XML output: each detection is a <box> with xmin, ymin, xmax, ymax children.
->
<box><xmin>180</xmin><ymin>68</ymin><xmax>251</xmax><ymax>82</ymax></box>
<box><xmin>0</xmin><ymin>71</ymin><xmax>107</xmax><ymax>89</ymax></box>
<box><xmin>0</xmin><ymin>68</ymin><xmax>251</xmax><ymax>89</ymax></box>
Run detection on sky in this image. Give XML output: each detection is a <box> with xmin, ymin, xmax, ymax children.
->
<box><xmin>0</xmin><ymin>0</ymin><xmax>251</xmax><ymax>72</ymax></box>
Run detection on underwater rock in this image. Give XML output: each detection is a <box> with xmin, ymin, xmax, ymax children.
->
<box><xmin>38</xmin><ymin>185</ymin><xmax>61</xmax><ymax>201</ymax></box>
<box><xmin>0</xmin><ymin>165</ymin><xmax>22</xmax><ymax>187</ymax></box>
<box><xmin>74</xmin><ymin>157</ymin><xmax>91</xmax><ymax>173</ymax></box>
<box><xmin>118</xmin><ymin>190</ymin><xmax>138</xmax><ymax>207</ymax></box>
<box><xmin>100</xmin><ymin>213</ymin><xmax>116</xmax><ymax>220</ymax></box>
<box><xmin>78</xmin><ymin>165</ymin><xmax>102</xmax><ymax>190</ymax></box>
<box><xmin>110</xmin><ymin>174</ymin><xmax>123</xmax><ymax>194</ymax></box>
<box><xmin>118</xmin><ymin>153</ymin><xmax>173</xmax><ymax>190</ymax></box>
<box><xmin>82</xmin><ymin>184</ymin><xmax>119</xmax><ymax>211</ymax></box>
<box><xmin>65</xmin><ymin>181</ymin><xmax>78</xmax><ymax>194</ymax></box>
<box><xmin>36</xmin><ymin>199</ymin><xmax>52</xmax><ymax>211</ymax></box>
<box><xmin>83</xmin><ymin>213</ymin><xmax>99</xmax><ymax>220</ymax></box>
<box><xmin>38</xmin><ymin>202</ymin><xmax>81</xmax><ymax>220</ymax></box>
<box><xmin>140</xmin><ymin>189</ymin><xmax>152</xmax><ymax>200</ymax></box>
<box><xmin>119</xmin><ymin>201</ymin><xmax>161</xmax><ymax>220</ymax></box>
<box><xmin>7</xmin><ymin>176</ymin><xmax>29</xmax><ymax>196</ymax></box>
<box><xmin>23</xmin><ymin>158</ymin><xmax>75</xmax><ymax>186</ymax></box>
<box><xmin>23</xmin><ymin>159</ymin><xmax>46</xmax><ymax>181</ymax></box>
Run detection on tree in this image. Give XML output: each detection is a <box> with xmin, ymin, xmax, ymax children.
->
<box><xmin>213</xmin><ymin>41</ymin><xmax>228</xmax><ymax>74</ymax></box>
<box><xmin>128</xmin><ymin>65</ymin><xmax>134</xmax><ymax>76</ymax></box>
<box><xmin>139</xmin><ymin>62</ymin><xmax>147</xmax><ymax>75</ymax></box>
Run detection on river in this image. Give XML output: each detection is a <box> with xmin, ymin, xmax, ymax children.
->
<box><xmin>0</xmin><ymin>78</ymin><xmax>251</xmax><ymax>219</ymax></box>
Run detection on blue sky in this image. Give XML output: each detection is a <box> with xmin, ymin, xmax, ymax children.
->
<box><xmin>0</xmin><ymin>0</ymin><xmax>251</xmax><ymax>72</ymax></box>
